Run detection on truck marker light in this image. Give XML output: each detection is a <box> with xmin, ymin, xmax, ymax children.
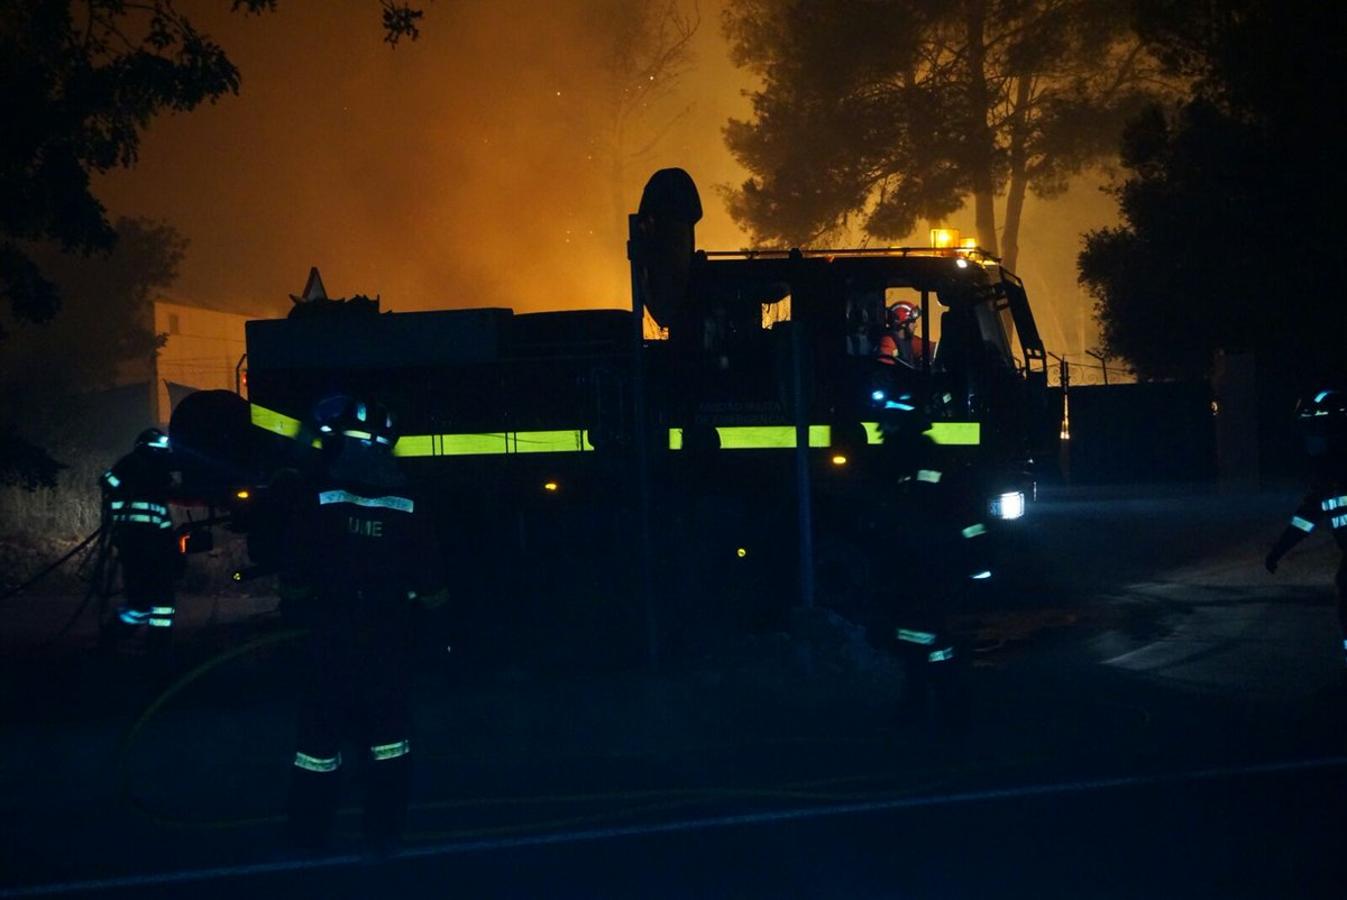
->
<box><xmin>736</xmin><ymin>547</ymin><xmax>747</xmax><ymax>558</ymax></box>
<box><xmin>831</xmin><ymin>454</ymin><xmax>848</xmax><ymax>466</ymax></box>
<box><xmin>179</xmin><ymin>534</ymin><xmax>190</xmax><ymax>554</ymax></box>
<box><xmin>955</xmin><ymin>258</ymin><xmax>969</xmax><ymax>269</ymax></box>
<box><xmin>236</xmin><ymin>489</ymin><xmax>250</xmax><ymax>500</ymax></box>
<box><xmin>543</xmin><ymin>481</ymin><xmax>559</xmax><ymax>492</ymax></box>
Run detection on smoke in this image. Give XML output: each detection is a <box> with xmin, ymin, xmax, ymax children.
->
<box><xmin>94</xmin><ymin>0</ymin><xmax>1114</xmax><ymax>360</ymax></box>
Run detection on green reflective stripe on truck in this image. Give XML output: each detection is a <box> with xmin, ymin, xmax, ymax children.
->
<box><xmin>393</xmin><ymin>431</ymin><xmax>592</xmax><ymax>457</ymax></box>
<box><xmin>860</xmin><ymin>421</ymin><xmax>981</xmax><ymax>446</ymax></box>
<box><xmin>251</xmin><ymin>402</ymin><xmax>981</xmax><ymax>456</ymax></box>
<box><xmin>509</xmin><ymin>430</ymin><xmax>594</xmax><ymax>453</ymax></box>
<box><xmin>250</xmin><ymin>405</ymin><xmax>592</xmax><ymax>458</ymax></box>
<box><xmin>251</xmin><ymin>403</ymin><xmax>303</xmax><ymax>438</ymax></box>
<box><xmin>394</xmin><ymin>433</ymin><xmax>510</xmax><ymax>457</ymax></box>
<box><xmin>669</xmin><ymin>425</ymin><xmax>831</xmax><ymax>450</ymax></box>
<box><xmin>927</xmin><ymin>421</ymin><xmax>981</xmax><ymax>445</ymax></box>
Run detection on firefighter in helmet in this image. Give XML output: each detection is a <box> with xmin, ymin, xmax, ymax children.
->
<box><xmin>874</xmin><ymin>398</ymin><xmax>989</xmax><ymax>726</ymax></box>
<box><xmin>877</xmin><ymin>301</ymin><xmax>931</xmax><ymax>368</ymax></box>
<box><xmin>283</xmin><ymin>395</ymin><xmax>446</xmax><ymax>852</ymax></box>
<box><xmin>100</xmin><ymin>428</ymin><xmax>178</xmax><ymax>639</ymax></box>
<box><xmin>1265</xmin><ymin>387</ymin><xmax>1347</xmax><ymax>666</ymax></box>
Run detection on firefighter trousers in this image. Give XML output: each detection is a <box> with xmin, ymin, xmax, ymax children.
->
<box><xmin>113</xmin><ymin>528</ymin><xmax>178</xmax><ymax>633</ymax></box>
<box><xmin>288</xmin><ymin>599</ymin><xmax>414</xmax><ymax>848</ymax></box>
<box><xmin>1336</xmin><ymin>554</ymin><xmax>1347</xmax><ymax>661</ymax></box>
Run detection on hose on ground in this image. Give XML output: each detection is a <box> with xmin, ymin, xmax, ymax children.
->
<box><xmin>0</xmin><ymin>526</ymin><xmax>104</xmax><ymax>603</ymax></box>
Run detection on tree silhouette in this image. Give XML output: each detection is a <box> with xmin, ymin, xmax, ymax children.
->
<box><xmin>1079</xmin><ymin>0</ymin><xmax>1347</xmax><ymax>383</ymax></box>
<box><xmin>721</xmin><ymin>0</ymin><xmax>1163</xmax><ymax>268</ymax></box>
<box><xmin>0</xmin><ymin>0</ymin><xmax>425</xmax><ymax>487</ymax></box>
<box><xmin>2</xmin><ymin>217</ymin><xmax>185</xmax><ymax>396</ymax></box>
<box><xmin>593</xmin><ymin>0</ymin><xmax>700</xmax><ymax>229</ymax></box>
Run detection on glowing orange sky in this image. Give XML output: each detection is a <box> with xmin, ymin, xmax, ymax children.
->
<box><xmin>94</xmin><ymin>0</ymin><xmax>1117</xmax><ymax>359</ymax></box>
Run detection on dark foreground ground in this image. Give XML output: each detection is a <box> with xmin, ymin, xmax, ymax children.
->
<box><xmin>2</xmin><ymin>482</ymin><xmax>1345</xmax><ymax>898</ymax></box>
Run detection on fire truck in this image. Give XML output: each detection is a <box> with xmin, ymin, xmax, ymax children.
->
<box><xmin>173</xmin><ymin>169</ymin><xmax>1051</xmax><ymax>666</ymax></box>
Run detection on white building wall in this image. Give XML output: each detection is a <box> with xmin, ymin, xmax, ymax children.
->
<box><xmin>153</xmin><ymin>301</ymin><xmax>251</xmax><ymax>424</ymax></box>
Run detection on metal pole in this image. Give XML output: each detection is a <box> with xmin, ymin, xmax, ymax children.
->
<box><xmin>790</xmin><ymin>272</ymin><xmax>815</xmax><ymax>610</ymax></box>
<box><xmin>627</xmin><ymin>214</ymin><xmax>659</xmax><ymax>667</ymax></box>
<box><xmin>1058</xmin><ymin>355</ymin><xmax>1071</xmax><ymax>483</ymax></box>
<box><xmin>919</xmin><ymin>288</ymin><xmax>931</xmax><ymax>410</ymax></box>
<box><xmin>1086</xmin><ymin>349</ymin><xmax>1109</xmax><ymax>386</ymax></box>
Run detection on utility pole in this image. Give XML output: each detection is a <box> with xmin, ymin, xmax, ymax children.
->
<box><xmin>627</xmin><ymin>214</ymin><xmax>660</xmax><ymax>668</ymax></box>
<box><xmin>789</xmin><ymin>251</ymin><xmax>815</xmax><ymax>609</ymax></box>
<box><xmin>1048</xmin><ymin>351</ymin><xmax>1071</xmax><ymax>483</ymax></box>
<box><xmin>1086</xmin><ymin>349</ymin><xmax>1110</xmax><ymax>386</ymax></box>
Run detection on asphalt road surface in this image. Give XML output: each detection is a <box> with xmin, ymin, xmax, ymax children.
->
<box><xmin>2</xmin><ymin>482</ymin><xmax>1345</xmax><ymax>898</ymax></box>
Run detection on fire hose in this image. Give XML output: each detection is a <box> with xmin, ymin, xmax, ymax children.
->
<box><xmin>0</xmin><ymin>526</ymin><xmax>104</xmax><ymax>603</ymax></box>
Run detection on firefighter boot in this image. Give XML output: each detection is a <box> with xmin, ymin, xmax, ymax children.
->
<box><xmin>145</xmin><ymin>614</ymin><xmax>174</xmax><ymax>666</ymax></box>
<box><xmin>108</xmin><ymin>606</ymin><xmax>149</xmax><ymax>645</ymax></box>
<box><xmin>363</xmin><ymin>750</ymin><xmax>411</xmax><ymax>853</ymax></box>
<box><xmin>287</xmin><ymin>766</ymin><xmax>342</xmax><ymax>852</ymax></box>
<box><xmin>926</xmin><ymin>652</ymin><xmax>970</xmax><ymax>745</ymax></box>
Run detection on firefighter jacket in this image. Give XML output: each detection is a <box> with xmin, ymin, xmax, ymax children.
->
<box><xmin>1271</xmin><ymin>461</ymin><xmax>1347</xmax><ymax>561</ymax></box>
<box><xmin>100</xmin><ymin>449</ymin><xmax>174</xmax><ymax>535</ymax></box>
<box><xmin>283</xmin><ymin>447</ymin><xmax>444</xmax><ymax>606</ymax></box>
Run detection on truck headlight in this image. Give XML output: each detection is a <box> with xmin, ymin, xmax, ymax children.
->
<box><xmin>990</xmin><ymin>491</ymin><xmax>1025</xmax><ymax>520</ymax></box>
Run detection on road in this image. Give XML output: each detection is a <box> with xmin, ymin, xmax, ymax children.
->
<box><xmin>2</xmin><ymin>482</ymin><xmax>1344</xmax><ymax>898</ymax></box>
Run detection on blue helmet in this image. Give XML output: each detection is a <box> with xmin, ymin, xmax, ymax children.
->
<box><xmin>1295</xmin><ymin>388</ymin><xmax>1346</xmax><ymax>456</ymax></box>
<box><xmin>1296</xmin><ymin>388</ymin><xmax>1346</xmax><ymax>423</ymax></box>
<box><xmin>135</xmin><ymin>428</ymin><xmax>170</xmax><ymax>452</ymax></box>
<box><xmin>313</xmin><ymin>395</ymin><xmax>398</xmax><ymax>449</ymax></box>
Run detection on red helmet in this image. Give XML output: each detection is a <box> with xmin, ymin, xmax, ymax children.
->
<box><xmin>888</xmin><ymin>302</ymin><xmax>919</xmax><ymax>329</ymax></box>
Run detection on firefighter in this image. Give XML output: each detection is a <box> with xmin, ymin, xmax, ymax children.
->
<box><xmin>1265</xmin><ymin>387</ymin><xmax>1347</xmax><ymax>666</ymax></box>
<box><xmin>881</xmin><ymin>301</ymin><xmax>932</xmax><ymax>368</ymax></box>
<box><xmin>100</xmin><ymin>428</ymin><xmax>178</xmax><ymax>640</ymax></box>
<box><xmin>283</xmin><ymin>395</ymin><xmax>445</xmax><ymax>852</ymax></box>
<box><xmin>876</xmin><ymin>403</ymin><xmax>989</xmax><ymax>727</ymax></box>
